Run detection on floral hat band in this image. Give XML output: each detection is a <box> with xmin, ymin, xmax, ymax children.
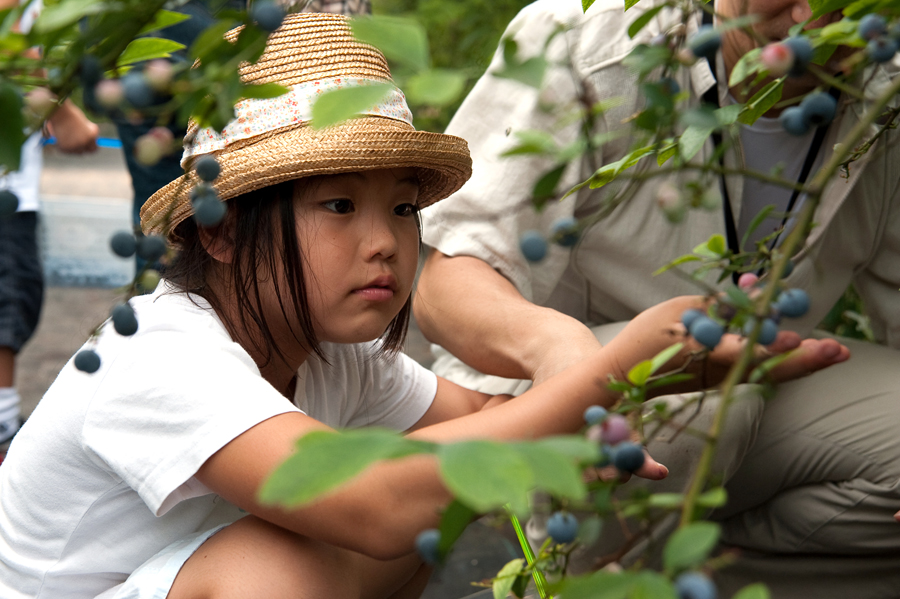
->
<box><xmin>183</xmin><ymin>77</ymin><xmax>414</xmax><ymax>166</ymax></box>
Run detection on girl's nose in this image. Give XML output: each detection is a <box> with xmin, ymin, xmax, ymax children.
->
<box><xmin>365</xmin><ymin>217</ymin><xmax>400</xmax><ymax>260</ymax></box>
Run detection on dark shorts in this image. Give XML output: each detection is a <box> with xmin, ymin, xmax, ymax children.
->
<box><xmin>0</xmin><ymin>212</ymin><xmax>44</xmax><ymax>353</ymax></box>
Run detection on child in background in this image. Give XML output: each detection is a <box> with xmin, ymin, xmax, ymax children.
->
<box><xmin>0</xmin><ymin>13</ymin><xmax>848</xmax><ymax>599</ymax></box>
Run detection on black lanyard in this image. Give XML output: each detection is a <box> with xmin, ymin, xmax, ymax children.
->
<box><xmin>698</xmin><ymin>10</ymin><xmax>835</xmax><ymax>278</ymax></box>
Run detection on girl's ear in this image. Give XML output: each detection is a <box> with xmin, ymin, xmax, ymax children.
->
<box><xmin>197</xmin><ymin>217</ymin><xmax>235</xmax><ymax>264</ymax></box>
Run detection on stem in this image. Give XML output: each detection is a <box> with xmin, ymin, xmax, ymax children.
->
<box><xmin>678</xmin><ymin>71</ymin><xmax>900</xmax><ymax>528</ymax></box>
<box><xmin>507</xmin><ymin>508</ymin><xmax>551</xmax><ymax>599</ymax></box>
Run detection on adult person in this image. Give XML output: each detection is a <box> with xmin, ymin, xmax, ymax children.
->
<box><xmin>414</xmin><ymin>0</ymin><xmax>900</xmax><ymax>596</ymax></box>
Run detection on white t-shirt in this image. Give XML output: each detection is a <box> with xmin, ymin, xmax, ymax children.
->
<box><xmin>0</xmin><ymin>282</ymin><xmax>437</xmax><ymax>599</ymax></box>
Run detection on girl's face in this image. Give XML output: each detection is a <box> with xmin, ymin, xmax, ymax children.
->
<box><xmin>291</xmin><ymin>168</ymin><xmax>421</xmax><ymax>345</ymax></box>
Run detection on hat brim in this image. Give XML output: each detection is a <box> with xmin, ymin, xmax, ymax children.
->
<box><xmin>141</xmin><ymin>117</ymin><xmax>471</xmax><ymax>239</ymax></box>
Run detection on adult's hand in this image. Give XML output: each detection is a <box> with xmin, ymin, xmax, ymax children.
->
<box><xmin>46</xmin><ymin>100</ymin><xmax>99</xmax><ymax>154</ymax></box>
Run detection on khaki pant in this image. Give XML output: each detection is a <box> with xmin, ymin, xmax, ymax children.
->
<box><xmin>430</xmin><ymin>324</ymin><xmax>900</xmax><ymax>598</ymax></box>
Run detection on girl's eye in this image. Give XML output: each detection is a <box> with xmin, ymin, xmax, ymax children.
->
<box><xmin>394</xmin><ymin>203</ymin><xmax>417</xmax><ymax>217</ymax></box>
<box><xmin>323</xmin><ymin>199</ymin><xmax>354</xmax><ymax>214</ymax></box>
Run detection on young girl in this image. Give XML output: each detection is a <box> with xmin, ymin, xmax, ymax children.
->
<box><xmin>0</xmin><ymin>12</ymin><xmax>848</xmax><ymax>599</ymax></box>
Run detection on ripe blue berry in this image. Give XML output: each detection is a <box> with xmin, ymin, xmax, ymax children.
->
<box><xmin>681</xmin><ymin>308</ymin><xmax>704</xmax><ymax>330</ymax></box>
<box><xmin>520</xmin><ymin>230</ymin><xmax>548</xmax><ymax>262</ymax></box>
<box><xmin>547</xmin><ymin>511</ymin><xmax>579</xmax><ymax>544</ymax></box>
<box><xmin>776</xmin><ymin>288</ymin><xmax>810</xmax><ymax>318</ymax></box>
<box><xmin>136</xmin><ymin>235</ymin><xmax>167</xmax><ymax>262</ymax></box>
<box><xmin>689</xmin><ymin>316</ymin><xmax>724</xmax><ymax>350</ymax></box>
<box><xmin>110</xmin><ymin>231</ymin><xmax>136</xmax><ymax>258</ymax></box>
<box><xmin>194</xmin><ymin>155</ymin><xmax>221</xmax><ymax>182</ymax></box>
<box><xmin>251</xmin><ymin>1</ymin><xmax>285</xmax><ymax>33</ymax></box>
<box><xmin>80</xmin><ymin>56</ymin><xmax>102</xmax><ymax>88</ymax></box>
<box><xmin>192</xmin><ymin>196</ymin><xmax>227</xmax><ymax>227</ymax></box>
<box><xmin>858</xmin><ymin>14</ymin><xmax>888</xmax><ymax>41</ymax></box>
<box><xmin>122</xmin><ymin>72</ymin><xmax>153</xmax><ymax>108</ymax></box>
<box><xmin>584</xmin><ymin>405</ymin><xmax>608</xmax><ymax>425</ymax></box>
<box><xmin>659</xmin><ymin>76</ymin><xmax>680</xmax><ymax>96</ymax></box>
<box><xmin>743</xmin><ymin>318</ymin><xmax>778</xmax><ymax>345</ymax></box>
<box><xmin>800</xmin><ymin>92</ymin><xmax>837</xmax><ymax>128</ymax></box>
<box><xmin>551</xmin><ymin>216</ymin><xmax>579</xmax><ymax>247</ymax></box>
<box><xmin>675</xmin><ymin>571</ymin><xmax>717</xmax><ymax>599</ymax></box>
<box><xmin>415</xmin><ymin>529</ymin><xmax>441</xmax><ymax>564</ymax></box>
<box><xmin>782</xmin><ymin>36</ymin><xmax>813</xmax><ymax>76</ymax></box>
<box><xmin>867</xmin><ymin>37</ymin><xmax>898</xmax><ymax>63</ymax></box>
<box><xmin>688</xmin><ymin>25</ymin><xmax>721</xmax><ymax>60</ymax></box>
<box><xmin>111</xmin><ymin>303</ymin><xmax>138</xmax><ymax>336</ymax></box>
<box><xmin>779</xmin><ymin>106</ymin><xmax>810</xmax><ymax>136</ymax></box>
<box><xmin>612</xmin><ymin>441</ymin><xmax>645</xmax><ymax>473</ymax></box>
<box><xmin>0</xmin><ymin>189</ymin><xmax>19</xmax><ymax>216</ymax></box>
<box><xmin>74</xmin><ymin>349</ymin><xmax>101</xmax><ymax>373</ymax></box>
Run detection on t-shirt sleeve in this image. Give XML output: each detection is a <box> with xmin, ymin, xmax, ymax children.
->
<box><xmin>81</xmin><ymin>328</ymin><xmax>301</xmax><ymax>517</ymax></box>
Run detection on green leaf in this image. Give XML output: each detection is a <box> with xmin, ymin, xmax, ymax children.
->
<box><xmin>653</xmin><ymin>254</ymin><xmax>701</xmax><ymax>276</ymax></box>
<box><xmin>439</xmin><ymin>500</ymin><xmax>477</xmax><ymax>554</ymax></box>
<box><xmin>190</xmin><ymin>20</ymin><xmax>238</xmax><ymax>62</ymax></box>
<box><xmin>537</xmin><ymin>435</ymin><xmax>602</xmax><ymax>463</ymax></box>
<box><xmin>680</xmin><ymin>107</ymin><xmax>719</xmax><ymax>130</ymax></box>
<box><xmin>657</xmin><ymin>142</ymin><xmax>678</xmax><ymax>166</ymax></box>
<box><xmin>749</xmin><ymin>351</ymin><xmax>793</xmax><ymax>383</ymax></box>
<box><xmin>648</xmin><ymin>492</ymin><xmax>684</xmax><ymax>508</ymax></box>
<box><xmin>627</xmin><ymin>4</ymin><xmax>666</xmax><ymax>38</ymax></box>
<box><xmin>494</xmin><ymin>56</ymin><xmax>547</xmax><ymax>89</ymax></box>
<box><xmin>583</xmin><ymin>0</ymin><xmax>597</xmax><ymax>11</ymax></box>
<box><xmin>622</xmin><ymin>44</ymin><xmax>670</xmax><ymax>77</ymax></box>
<box><xmin>650</xmin><ymin>343</ymin><xmax>684</xmax><ymax>374</ymax></box>
<box><xmin>404</xmin><ymin>69</ymin><xmax>466</xmax><ymax>107</ymax></box>
<box><xmin>628</xmin><ymin>360</ymin><xmax>654</xmax><ymax>386</ymax></box>
<box><xmin>632</xmin><ymin>571</ymin><xmax>677</xmax><ymax>599</ymax></box>
<box><xmin>738</xmin><ymin>79</ymin><xmax>784</xmax><ymax>126</ymax></box>
<box><xmin>663</xmin><ymin>521</ymin><xmax>721</xmax><ymax>571</ymax></box>
<box><xmin>33</xmin><ymin>0</ymin><xmax>104</xmax><ymax>33</ymax></box>
<box><xmin>809</xmin><ymin>0</ymin><xmax>854</xmax><ymax>19</ymax></box>
<box><xmin>715</xmin><ymin>103</ymin><xmax>744</xmax><ymax>127</ymax></box>
<box><xmin>728</xmin><ymin>47</ymin><xmax>763</xmax><ymax>87</ymax></box>
<box><xmin>590</xmin><ymin>144</ymin><xmax>654</xmax><ymax>188</ymax></box>
<box><xmin>733</xmin><ymin>583</ymin><xmax>772</xmax><ymax>599</ymax></box>
<box><xmin>351</xmin><ymin>16</ymin><xmax>428</xmax><ymax>71</ymax></box>
<box><xmin>138</xmin><ymin>9</ymin><xmax>191</xmax><ymax>36</ymax></box>
<box><xmin>311</xmin><ymin>83</ymin><xmax>393</xmax><ymax>129</ymax></box>
<box><xmin>678</xmin><ymin>125</ymin><xmax>713</xmax><ymax>161</ymax></box>
<box><xmin>724</xmin><ymin>285</ymin><xmax>752</xmax><ymax>310</ymax></box>
<box><xmin>438</xmin><ymin>440</ymin><xmax>534</xmax><ymax>514</ymax></box>
<box><xmin>646</xmin><ymin>372</ymin><xmax>694</xmax><ymax>389</ymax></box>
<box><xmin>0</xmin><ymin>79</ymin><xmax>25</xmax><ymax>171</ymax></box>
<box><xmin>239</xmin><ymin>83</ymin><xmax>290</xmax><ymax>100</ymax></box>
<box><xmin>493</xmin><ymin>558</ymin><xmax>525</xmax><ymax>599</ymax></box>
<box><xmin>697</xmin><ymin>487</ymin><xmax>728</xmax><ymax>508</ymax></box>
<box><xmin>624</xmin><ymin>0</ymin><xmax>641</xmax><ymax>10</ymax></box>
<box><xmin>708</xmin><ymin>233</ymin><xmax>726</xmax><ymax>255</ymax></box>
<box><xmin>740</xmin><ymin>204</ymin><xmax>776</xmax><ymax>249</ymax></box>
<box><xmin>579</xmin><ymin>515</ymin><xmax>603</xmax><ymax>546</ymax></box>
<box><xmin>510</xmin><ymin>442</ymin><xmax>587</xmax><ymax>500</ymax></box>
<box><xmin>117</xmin><ymin>38</ymin><xmax>185</xmax><ymax>67</ymax></box>
<box><xmin>259</xmin><ymin>429</ymin><xmax>431</xmax><ymax>506</ymax></box>
<box><xmin>532</xmin><ymin>163</ymin><xmax>567</xmax><ymax>206</ymax></box>
<box><xmin>559</xmin><ymin>571</ymin><xmax>636</xmax><ymax>599</ymax></box>
<box><xmin>502</xmin><ymin>130</ymin><xmax>559</xmax><ymax>157</ymax></box>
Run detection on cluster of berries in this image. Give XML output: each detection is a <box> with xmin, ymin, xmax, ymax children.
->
<box><xmin>519</xmin><ymin>216</ymin><xmax>580</xmax><ymax>262</ymax></box>
<box><xmin>858</xmin><ymin>14</ymin><xmax>900</xmax><ymax>64</ymax></box>
<box><xmin>583</xmin><ymin>405</ymin><xmax>646</xmax><ymax>474</ymax></box>
<box><xmin>189</xmin><ymin>155</ymin><xmax>226</xmax><ymax>227</ymax></box>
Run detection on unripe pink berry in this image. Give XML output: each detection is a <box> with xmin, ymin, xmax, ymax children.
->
<box><xmin>147</xmin><ymin>125</ymin><xmax>174</xmax><ymax>148</ymax></box>
<box><xmin>601</xmin><ymin>414</ymin><xmax>631</xmax><ymax>446</ymax></box>
<box><xmin>586</xmin><ymin>424</ymin><xmax>604</xmax><ymax>444</ymax></box>
<box><xmin>144</xmin><ymin>59</ymin><xmax>173</xmax><ymax>92</ymax></box>
<box><xmin>760</xmin><ymin>42</ymin><xmax>794</xmax><ymax>77</ymax></box>
<box><xmin>738</xmin><ymin>272</ymin><xmax>759</xmax><ymax>290</ymax></box>
<box><xmin>134</xmin><ymin>133</ymin><xmax>165</xmax><ymax>166</ymax></box>
<box><xmin>25</xmin><ymin>87</ymin><xmax>56</xmax><ymax>117</ymax></box>
<box><xmin>95</xmin><ymin>79</ymin><xmax>124</xmax><ymax>109</ymax></box>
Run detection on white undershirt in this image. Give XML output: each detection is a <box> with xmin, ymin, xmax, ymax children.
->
<box><xmin>737</xmin><ymin>114</ymin><xmax>824</xmax><ymax>250</ymax></box>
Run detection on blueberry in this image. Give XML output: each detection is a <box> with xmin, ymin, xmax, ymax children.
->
<box><xmin>74</xmin><ymin>349</ymin><xmax>101</xmax><ymax>373</ymax></box>
<box><xmin>858</xmin><ymin>14</ymin><xmax>888</xmax><ymax>41</ymax></box>
<box><xmin>596</xmin><ymin>444</ymin><xmax>614</xmax><ymax>467</ymax></box>
<box><xmin>547</xmin><ymin>511</ymin><xmax>579</xmax><ymax>544</ymax></box>
<box><xmin>551</xmin><ymin>216</ymin><xmax>579</xmax><ymax>247</ymax></box>
<box><xmin>520</xmin><ymin>230</ymin><xmax>548</xmax><ymax>262</ymax></box>
<box><xmin>782</xmin><ymin>259</ymin><xmax>795</xmax><ymax>278</ymax></box>
<box><xmin>776</xmin><ymin>288</ymin><xmax>810</xmax><ymax>318</ymax></box>
<box><xmin>80</xmin><ymin>55</ymin><xmax>103</xmax><ymax>87</ymax></box>
<box><xmin>136</xmin><ymin>235</ymin><xmax>167</xmax><ymax>262</ymax></box>
<box><xmin>800</xmin><ymin>92</ymin><xmax>837</xmax><ymax>128</ymax></box>
<box><xmin>782</xmin><ymin>36</ymin><xmax>813</xmax><ymax>77</ymax></box>
<box><xmin>681</xmin><ymin>308</ymin><xmax>705</xmax><ymax>330</ymax></box>
<box><xmin>251</xmin><ymin>1</ymin><xmax>285</xmax><ymax>33</ymax></box>
<box><xmin>190</xmin><ymin>182</ymin><xmax>217</xmax><ymax>202</ymax></box>
<box><xmin>601</xmin><ymin>414</ymin><xmax>631</xmax><ymax>445</ymax></box>
<box><xmin>743</xmin><ymin>317</ymin><xmax>778</xmax><ymax>345</ymax></box>
<box><xmin>194</xmin><ymin>155</ymin><xmax>221</xmax><ymax>182</ymax></box>
<box><xmin>659</xmin><ymin>76</ymin><xmax>681</xmax><ymax>96</ymax></box>
<box><xmin>415</xmin><ymin>529</ymin><xmax>441</xmax><ymax>564</ymax></box>
<box><xmin>612</xmin><ymin>441</ymin><xmax>645</xmax><ymax>473</ymax></box>
<box><xmin>688</xmin><ymin>25</ymin><xmax>721</xmax><ymax>60</ymax></box>
<box><xmin>111</xmin><ymin>303</ymin><xmax>138</xmax><ymax>336</ymax></box>
<box><xmin>779</xmin><ymin>106</ymin><xmax>810</xmax><ymax>136</ymax></box>
<box><xmin>122</xmin><ymin>71</ymin><xmax>153</xmax><ymax>108</ymax></box>
<box><xmin>584</xmin><ymin>405</ymin><xmax>608</xmax><ymax>425</ymax></box>
<box><xmin>675</xmin><ymin>571</ymin><xmax>717</xmax><ymax>599</ymax></box>
<box><xmin>110</xmin><ymin>231</ymin><xmax>137</xmax><ymax>258</ymax></box>
<box><xmin>192</xmin><ymin>196</ymin><xmax>227</xmax><ymax>227</ymax></box>
<box><xmin>689</xmin><ymin>316</ymin><xmax>724</xmax><ymax>350</ymax></box>
<box><xmin>0</xmin><ymin>189</ymin><xmax>19</xmax><ymax>216</ymax></box>
<box><xmin>867</xmin><ymin>37</ymin><xmax>898</xmax><ymax>63</ymax></box>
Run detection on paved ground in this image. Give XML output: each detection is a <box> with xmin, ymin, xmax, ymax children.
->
<box><xmin>11</xmin><ymin>137</ymin><xmax>523</xmax><ymax>599</ymax></box>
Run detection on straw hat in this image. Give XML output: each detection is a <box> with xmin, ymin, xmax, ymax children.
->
<box><xmin>141</xmin><ymin>12</ymin><xmax>471</xmax><ymax>239</ymax></box>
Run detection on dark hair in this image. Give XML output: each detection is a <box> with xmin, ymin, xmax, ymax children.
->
<box><xmin>165</xmin><ymin>178</ymin><xmax>416</xmax><ymax>368</ymax></box>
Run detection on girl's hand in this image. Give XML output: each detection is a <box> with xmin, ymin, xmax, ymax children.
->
<box><xmin>605</xmin><ymin>296</ymin><xmax>850</xmax><ymax>392</ymax></box>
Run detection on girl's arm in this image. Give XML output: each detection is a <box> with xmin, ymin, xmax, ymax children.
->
<box><xmin>194</xmin><ymin>296</ymin><xmax>849</xmax><ymax>561</ymax></box>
